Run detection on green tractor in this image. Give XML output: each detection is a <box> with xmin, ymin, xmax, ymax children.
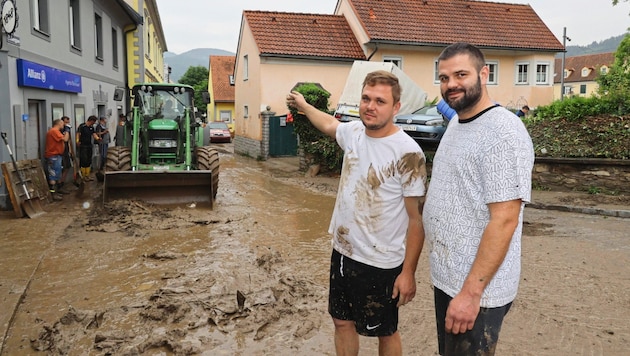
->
<box><xmin>103</xmin><ymin>83</ymin><xmax>219</xmax><ymax>207</ymax></box>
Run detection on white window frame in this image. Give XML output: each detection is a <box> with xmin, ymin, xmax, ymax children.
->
<box><xmin>32</xmin><ymin>0</ymin><xmax>50</xmax><ymax>36</ymax></box>
<box><xmin>486</xmin><ymin>61</ymin><xmax>498</xmax><ymax>85</ymax></box>
<box><xmin>243</xmin><ymin>55</ymin><xmax>249</xmax><ymax>81</ymax></box>
<box><xmin>600</xmin><ymin>66</ymin><xmax>608</xmax><ymax>75</ymax></box>
<box><xmin>535</xmin><ymin>62</ymin><xmax>550</xmax><ymax>85</ymax></box>
<box><xmin>383</xmin><ymin>56</ymin><xmax>403</xmax><ymax>69</ymax></box>
<box><xmin>563</xmin><ymin>85</ymin><xmax>573</xmax><ymax>95</ymax></box>
<box><xmin>69</xmin><ymin>0</ymin><xmax>80</xmax><ymax>49</ymax></box>
<box><xmin>433</xmin><ymin>60</ymin><xmax>439</xmax><ymax>84</ymax></box>
<box><xmin>220</xmin><ymin>110</ymin><xmax>232</xmax><ymax>124</ymax></box>
<box><xmin>581</xmin><ymin>67</ymin><xmax>590</xmax><ymax>77</ymax></box>
<box><xmin>112</xmin><ymin>28</ymin><xmax>119</xmax><ymax>69</ymax></box>
<box><xmin>94</xmin><ymin>13</ymin><xmax>103</xmax><ymax>61</ymax></box>
<box><xmin>516</xmin><ymin>62</ymin><xmax>529</xmax><ymax>85</ymax></box>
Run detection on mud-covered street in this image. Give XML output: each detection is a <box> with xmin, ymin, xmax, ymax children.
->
<box><xmin>1</xmin><ymin>146</ymin><xmax>629</xmax><ymax>355</ymax></box>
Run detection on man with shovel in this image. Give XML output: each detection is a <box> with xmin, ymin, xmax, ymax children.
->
<box><xmin>45</xmin><ymin>118</ymin><xmax>69</xmax><ymax>201</ymax></box>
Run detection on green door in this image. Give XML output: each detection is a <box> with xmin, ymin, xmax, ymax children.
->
<box><xmin>269</xmin><ymin>115</ymin><xmax>298</xmax><ymax>156</ymax></box>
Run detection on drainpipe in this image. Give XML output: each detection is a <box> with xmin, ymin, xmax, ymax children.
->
<box><xmin>366</xmin><ymin>43</ymin><xmax>379</xmax><ymax>61</ymax></box>
<box><xmin>123</xmin><ymin>23</ymin><xmax>138</xmax><ymax>113</ymax></box>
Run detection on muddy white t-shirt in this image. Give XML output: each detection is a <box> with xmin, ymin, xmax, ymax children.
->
<box><xmin>423</xmin><ymin>105</ymin><xmax>534</xmax><ymax>308</ymax></box>
<box><xmin>330</xmin><ymin>120</ymin><xmax>426</xmax><ymax>269</ymax></box>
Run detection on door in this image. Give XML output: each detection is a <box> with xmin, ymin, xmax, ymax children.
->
<box><xmin>24</xmin><ymin>101</ymin><xmax>43</xmax><ymax>160</ymax></box>
<box><xmin>269</xmin><ymin>115</ymin><xmax>297</xmax><ymax>157</ymax></box>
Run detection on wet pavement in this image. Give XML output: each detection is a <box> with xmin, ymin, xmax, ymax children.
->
<box><xmin>0</xmin><ymin>145</ymin><xmax>629</xmax><ymax>355</ymax></box>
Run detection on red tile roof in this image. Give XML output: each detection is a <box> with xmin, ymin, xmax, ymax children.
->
<box><xmin>243</xmin><ymin>11</ymin><xmax>366</xmax><ymax>60</ymax></box>
<box><xmin>210</xmin><ymin>56</ymin><xmax>235</xmax><ymax>102</ymax></box>
<box><xmin>348</xmin><ymin>0</ymin><xmax>564</xmax><ymax>51</ymax></box>
<box><xmin>553</xmin><ymin>52</ymin><xmax>615</xmax><ymax>83</ymax></box>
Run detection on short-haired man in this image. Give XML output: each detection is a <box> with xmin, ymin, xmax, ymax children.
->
<box><xmin>45</xmin><ymin>118</ymin><xmax>70</xmax><ymax>200</ymax></box>
<box><xmin>516</xmin><ymin>105</ymin><xmax>530</xmax><ymax>118</ymax></box>
<box><xmin>58</xmin><ymin>116</ymin><xmax>74</xmax><ymax>193</ymax></box>
<box><xmin>423</xmin><ymin>42</ymin><xmax>535</xmax><ymax>355</ymax></box>
<box><xmin>76</xmin><ymin>115</ymin><xmax>99</xmax><ymax>181</ymax></box>
<box><xmin>287</xmin><ymin>70</ymin><xmax>427</xmax><ymax>355</ymax></box>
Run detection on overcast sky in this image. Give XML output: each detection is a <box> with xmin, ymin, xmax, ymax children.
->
<box><xmin>155</xmin><ymin>0</ymin><xmax>630</xmax><ymax>54</ymax></box>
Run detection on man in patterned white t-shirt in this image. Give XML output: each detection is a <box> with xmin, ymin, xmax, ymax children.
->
<box><xmin>287</xmin><ymin>70</ymin><xmax>427</xmax><ymax>356</ymax></box>
<box><xmin>423</xmin><ymin>42</ymin><xmax>534</xmax><ymax>355</ymax></box>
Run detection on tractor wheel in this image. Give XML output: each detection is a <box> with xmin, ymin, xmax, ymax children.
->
<box><xmin>195</xmin><ymin>146</ymin><xmax>220</xmax><ymax>200</ymax></box>
<box><xmin>106</xmin><ymin>146</ymin><xmax>132</xmax><ymax>172</ymax></box>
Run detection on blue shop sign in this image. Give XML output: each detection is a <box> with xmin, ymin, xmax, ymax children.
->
<box><xmin>16</xmin><ymin>59</ymin><xmax>82</xmax><ymax>93</ymax></box>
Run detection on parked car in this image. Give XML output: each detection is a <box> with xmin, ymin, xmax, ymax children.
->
<box><xmin>208</xmin><ymin>122</ymin><xmax>232</xmax><ymax>143</ymax></box>
<box><xmin>394</xmin><ymin>105</ymin><xmax>449</xmax><ymax>147</ymax></box>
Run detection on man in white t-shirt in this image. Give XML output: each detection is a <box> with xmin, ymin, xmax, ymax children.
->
<box><xmin>423</xmin><ymin>42</ymin><xmax>535</xmax><ymax>355</ymax></box>
<box><xmin>287</xmin><ymin>70</ymin><xmax>427</xmax><ymax>356</ymax></box>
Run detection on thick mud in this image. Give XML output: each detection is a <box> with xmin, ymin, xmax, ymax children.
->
<box><xmin>1</xmin><ymin>148</ymin><xmax>629</xmax><ymax>355</ymax></box>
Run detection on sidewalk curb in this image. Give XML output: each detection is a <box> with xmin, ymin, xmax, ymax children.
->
<box><xmin>527</xmin><ymin>203</ymin><xmax>630</xmax><ymax>218</ymax></box>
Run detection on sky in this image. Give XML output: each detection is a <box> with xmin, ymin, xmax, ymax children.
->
<box><xmin>155</xmin><ymin>0</ymin><xmax>630</xmax><ymax>54</ymax></box>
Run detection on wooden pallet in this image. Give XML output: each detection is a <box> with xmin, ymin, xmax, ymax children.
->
<box><xmin>1</xmin><ymin>159</ymin><xmax>50</xmax><ymax>218</ymax></box>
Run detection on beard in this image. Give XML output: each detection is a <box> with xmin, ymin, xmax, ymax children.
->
<box><xmin>361</xmin><ymin>119</ymin><xmax>389</xmax><ymax>131</ymax></box>
<box><xmin>442</xmin><ymin>76</ymin><xmax>482</xmax><ymax>112</ymax></box>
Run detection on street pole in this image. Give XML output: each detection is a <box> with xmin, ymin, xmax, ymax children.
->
<box><xmin>560</xmin><ymin>27</ymin><xmax>571</xmax><ymax>101</ymax></box>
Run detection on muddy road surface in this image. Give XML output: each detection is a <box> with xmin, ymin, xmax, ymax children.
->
<box><xmin>1</xmin><ymin>148</ymin><xmax>629</xmax><ymax>355</ymax></box>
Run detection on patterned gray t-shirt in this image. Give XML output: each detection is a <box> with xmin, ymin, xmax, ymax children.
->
<box><xmin>423</xmin><ymin>105</ymin><xmax>534</xmax><ymax>307</ymax></box>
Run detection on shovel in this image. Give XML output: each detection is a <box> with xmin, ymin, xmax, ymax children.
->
<box><xmin>1</xmin><ymin>132</ymin><xmax>46</xmax><ymax>218</ymax></box>
<box><xmin>68</xmin><ymin>152</ymin><xmax>85</xmax><ymax>196</ymax></box>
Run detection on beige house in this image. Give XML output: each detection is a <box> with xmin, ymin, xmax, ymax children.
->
<box><xmin>233</xmin><ymin>0</ymin><xmax>563</xmax><ymax>158</ymax></box>
<box><xmin>207</xmin><ymin>56</ymin><xmax>236</xmax><ymax>135</ymax></box>
<box><xmin>553</xmin><ymin>53</ymin><xmax>615</xmax><ymax>100</ymax></box>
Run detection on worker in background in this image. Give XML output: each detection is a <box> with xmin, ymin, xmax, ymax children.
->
<box><xmin>77</xmin><ymin>116</ymin><xmax>99</xmax><ymax>181</ymax></box>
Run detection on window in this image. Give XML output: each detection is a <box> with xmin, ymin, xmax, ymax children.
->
<box><xmin>433</xmin><ymin>60</ymin><xmax>439</xmax><ymax>83</ymax></box>
<box><xmin>112</xmin><ymin>28</ymin><xmax>118</xmax><ymax>68</ymax></box>
<box><xmin>69</xmin><ymin>0</ymin><xmax>80</xmax><ymax>49</ymax></box>
<box><xmin>229</xmin><ymin>75</ymin><xmax>235</xmax><ymax>85</ymax></box>
<box><xmin>563</xmin><ymin>85</ymin><xmax>573</xmax><ymax>95</ymax></box>
<box><xmin>516</xmin><ymin>63</ymin><xmax>529</xmax><ymax>84</ymax></box>
<box><xmin>94</xmin><ymin>13</ymin><xmax>103</xmax><ymax>60</ymax></box>
<box><xmin>581</xmin><ymin>68</ymin><xmax>590</xmax><ymax>77</ymax></box>
<box><xmin>383</xmin><ymin>56</ymin><xmax>402</xmax><ymax>69</ymax></box>
<box><xmin>563</xmin><ymin>69</ymin><xmax>570</xmax><ymax>79</ymax></box>
<box><xmin>486</xmin><ymin>61</ymin><xmax>498</xmax><ymax>85</ymax></box>
<box><xmin>243</xmin><ymin>55</ymin><xmax>248</xmax><ymax>81</ymax></box>
<box><xmin>580</xmin><ymin>84</ymin><xmax>587</xmax><ymax>94</ymax></box>
<box><xmin>51</xmin><ymin>104</ymin><xmax>64</xmax><ymax>122</ymax></box>
<box><xmin>32</xmin><ymin>0</ymin><xmax>50</xmax><ymax>35</ymax></box>
<box><xmin>600</xmin><ymin>66</ymin><xmax>608</xmax><ymax>75</ymax></box>
<box><xmin>147</xmin><ymin>32</ymin><xmax>151</xmax><ymax>57</ymax></box>
<box><xmin>536</xmin><ymin>63</ymin><xmax>550</xmax><ymax>84</ymax></box>
<box><xmin>244</xmin><ymin>105</ymin><xmax>249</xmax><ymax>118</ymax></box>
<box><xmin>220</xmin><ymin>110</ymin><xmax>232</xmax><ymax>123</ymax></box>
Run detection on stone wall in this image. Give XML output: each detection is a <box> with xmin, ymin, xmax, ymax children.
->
<box><xmin>233</xmin><ymin>136</ymin><xmax>263</xmax><ymax>160</ymax></box>
<box><xmin>532</xmin><ymin>157</ymin><xmax>630</xmax><ymax>194</ymax></box>
<box><xmin>233</xmin><ymin>109</ymin><xmax>273</xmax><ymax>160</ymax></box>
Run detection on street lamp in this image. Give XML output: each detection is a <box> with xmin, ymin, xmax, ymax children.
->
<box><xmin>560</xmin><ymin>27</ymin><xmax>571</xmax><ymax>101</ymax></box>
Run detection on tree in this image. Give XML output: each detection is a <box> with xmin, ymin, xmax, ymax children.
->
<box><xmin>597</xmin><ymin>34</ymin><xmax>630</xmax><ymax>114</ymax></box>
<box><xmin>178</xmin><ymin>66</ymin><xmax>209</xmax><ymax>116</ymax></box>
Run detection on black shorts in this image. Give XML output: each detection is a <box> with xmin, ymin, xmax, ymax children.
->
<box><xmin>434</xmin><ymin>287</ymin><xmax>512</xmax><ymax>356</ymax></box>
<box><xmin>328</xmin><ymin>249</ymin><xmax>402</xmax><ymax>337</ymax></box>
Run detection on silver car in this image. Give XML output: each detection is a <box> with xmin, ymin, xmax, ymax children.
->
<box><xmin>394</xmin><ymin>105</ymin><xmax>449</xmax><ymax>147</ymax></box>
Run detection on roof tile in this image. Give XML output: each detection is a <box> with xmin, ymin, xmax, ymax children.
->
<box><xmin>350</xmin><ymin>0</ymin><xmax>564</xmax><ymax>51</ymax></box>
<box><xmin>210</xmin><ymin>56</ymin><xmax>235</xmax><ymax>102</ymax></box>
<box><xmin>554</xmin><ymin>52</ymin><xmax>615</xmax><ymax>83</ymax></box>
<box><xmin>244</xmin><ymin>11</ymin><xmax>366</xmax><ymax>60</ymax></box>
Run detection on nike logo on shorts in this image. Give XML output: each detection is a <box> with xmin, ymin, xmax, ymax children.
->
<box><xmin>366</xmin><ymin>323</ymin><xmax>381</xmax><ymax>330</ymax></box>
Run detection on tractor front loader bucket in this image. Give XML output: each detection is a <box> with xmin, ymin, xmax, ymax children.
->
<box><xmin>103</xmin><ymin>170</ymin><xmax>214</xmax><ymax>207</ymax></box>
